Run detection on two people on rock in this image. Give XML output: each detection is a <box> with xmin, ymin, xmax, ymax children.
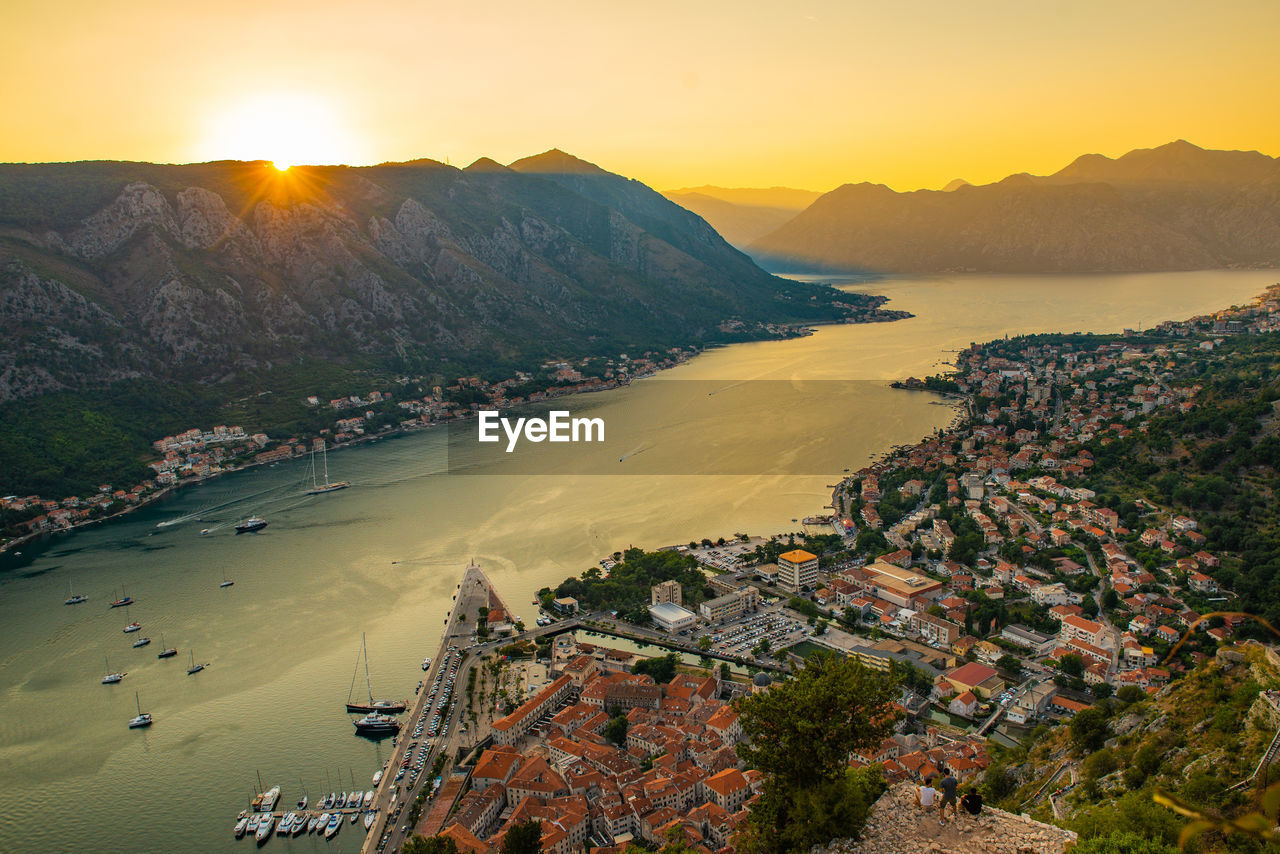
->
<box><xmin>917</xmin><ymin>769</ymin><xmax>983</xmax><ymax>825</ymax></box>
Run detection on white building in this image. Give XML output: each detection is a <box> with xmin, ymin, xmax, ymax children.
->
<box><xmin>648</xmin><ymin>602</ymin><xmax>698</xmax><ymax>633</ymax></box>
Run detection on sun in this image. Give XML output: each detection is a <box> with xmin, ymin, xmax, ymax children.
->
<box><xmin>198</xmin><ymin>92</ymin><xmax>358</xmax><ymax>167</ymax></box>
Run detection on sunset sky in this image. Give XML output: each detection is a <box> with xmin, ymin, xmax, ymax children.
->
<box><xmin>4</xmin><ymin>0</ymin><xmax>1279</xmax><ymax>191</ymax></box>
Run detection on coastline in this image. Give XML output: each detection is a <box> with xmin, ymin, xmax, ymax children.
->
<box><xmin>0</xmin><ymin>303</ymin><xmax>909</xmax><ymax>558</ymax></box>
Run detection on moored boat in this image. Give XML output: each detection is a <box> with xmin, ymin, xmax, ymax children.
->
<box><xmin>186</xmin><ymin>649</ymin><xmax>205</xmax><ymax>675</ymax></box>
<box><xmin>234</xmin><ymin>816</ymin><xmax>249</xmax><ymax>838</ymax></box>
<box><xmin>277</xmin><ymin>812</ymin><xmax>295</xmax><ymax>835</ymax></box>
<box><xmin>362</xmin><ymin>790</ymin><xmax>374</xmax><ymax>809</ymax></box>
<box><xmin>364</xmin><ymin>810</ymin><xmax>376</xmax><ymax>830</ymax></box>
<box><xmin>307</xmin><ymin>814</ymin><xmax>320</xmax><ymax>834</ymax></box>
<box><xmin>371</xmin><ymin>769</ymin><xmax>383</xmax><ymax>787</ymax></box>
<box><xmin>254</xmin><ymin>813</ymin><xmax>274</xmax><ymax>843</ymax></box>
<box><xmin>65</xmin><ymin>577</ymin><xmax>88</xmax><ymax>605</ymax></box>
<box><xmin>128</xmin><ymin>691</ymin><xmax>153</xmax><ymax>728</ymax></box>
<box><xmin>102</xmin><ymin>656</ymin><xmax>125</xmax><ymax>685</ymax></box>
<box><xmin>258</xmin><ymin>785</ymin><xmax>280</xmax><ymax>813</ymax></box>
<box><xmin>324</xmin><ymin>812</ymin><xmax>342</xmax><ymax>839</ymax></box>
<box><xmin>157</xmin><ymin>634</ymin><xmax>177</xmax><ymax>659</ymax></box>
<box><xmin>352</xmin><ymin>712</ymin><xmax>400</xmax><ymax>736</ymax></box>
<box><xmin>132</xmin><ymin>635</ymin><xmax>151</xmax><ymax>648</ymax></box>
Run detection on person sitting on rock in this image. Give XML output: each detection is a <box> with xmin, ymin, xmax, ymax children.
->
<box><xmin>961</xmin><ymin>787</ymin><xmax>984</xmax><ymax>817</ymax></box>
<box><xmin>916</xmin><ymin>775</ymin><xmax>938</xmax><ymax>813</ymax></box>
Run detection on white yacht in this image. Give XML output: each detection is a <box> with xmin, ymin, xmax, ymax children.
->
<box><xmin>258</xmin><ymin>785</ymin><xmax>280</xmax><ymax>813</ymax></box>
<box><xmin>254</xmin><ymin>813</ymin><xmax>274</xmax><ymax>842</ymax></box>
<box><xmin>324</xmin><ymin>812</ymin><xmax>342</xmax><ymax>839</ymax></box>
<box><xmin>233</xmin><ymin>815</ymin><xmax>249</xmax><ymax>838</ymax></box>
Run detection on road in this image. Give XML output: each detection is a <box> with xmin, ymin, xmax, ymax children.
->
<box><xmin>1080</xmin><ymin>545</ymin><xmax>1122</xmax><ymax>670</ymax></box>
<box><xmin>361</xmin><ymin>564</ymin><xmax>499</xmax><ymax>854</ymax></box>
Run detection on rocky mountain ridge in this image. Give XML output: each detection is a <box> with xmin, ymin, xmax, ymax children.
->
<box><xmin>0</xmin><ymin>155</ymin><xmax>876</xmax><ymax>403</ymax></box>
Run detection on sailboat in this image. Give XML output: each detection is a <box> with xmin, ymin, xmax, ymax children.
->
<box><xmin>306</xmin><ymin>441</ymin><xmax>350</xmax><ymax>495</ymax></box>
<box><xmin>122</xmin><ymin>604</ymin><xmax>142</xmax><ymax>633</ymax></box>
<box><xmin>64</xmin><ymin>577</ymin><xmax>88</xmax><ymax>605</ymax></box>
<box><xmin>219</xmin><ymin>573</ymin><xmax>235</xmax><ymax>588</ymax></box>
<box><xmin>102</xmin><ymin>656</ymin><xmax>125</xmax><ymax>684</ymax></box>
<box><xmin>345</xmin><ymin>633</ymin><xmax>407</xmax><ymax>714</ymax></box>
<box><xmin>109</xmin><ymin>586</ymin><xmax>133</xmax><ymax>608</ymax></box>
<box><xmin>128</xmin><ymin>691</ymin><xmax>153</xmax><ymax>728</ymax></box>
<box><xmin>186</xmin><ymin>650</ymin><xmax>206</xmax><ymax>675</ymax></box>
<box><xmin>157</xmin><ymin>634</ymin><xmax>177</xmax><ymax>659</ymax></box>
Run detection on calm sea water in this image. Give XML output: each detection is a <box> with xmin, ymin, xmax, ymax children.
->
<box><xmin>0</xmin><ymin>270</ymin><xmax>1272</xmax><ymax>853</ymax></box>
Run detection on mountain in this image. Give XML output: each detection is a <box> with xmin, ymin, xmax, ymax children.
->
<box><xmin>748</xmin><ymin>141</ymin><xmax>1280</xmax><ymax>273</ymax></box>
<box><xmin>0</xmin><ymin>154</ymin><xmax>884</xmax><ymax>404</ymax></box>
<box><xmin>661</xmin><ymin>185</ymin><xmax>823</xmax><ymax>248</ymax></box>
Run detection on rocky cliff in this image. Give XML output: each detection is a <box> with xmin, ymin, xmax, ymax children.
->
<box><xmin>0</xmin><ymin>154</ymin><xmax>873</xmax><ymax>402</ymax></box>
<box><xmin>748</xmin><ymin>141</ymin><xmax>1280</xmax><ymax>274</ymax></box>
<box><xmin>820</xmin><ymin>782</ymin><xmax>1077</xmax><ymax>854</ymax></box>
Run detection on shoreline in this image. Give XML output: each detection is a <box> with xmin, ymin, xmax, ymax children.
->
<box><xmin>0</xmin><ymin>305</ymin><xmax>909</xmax><ymax>559</ymax></box>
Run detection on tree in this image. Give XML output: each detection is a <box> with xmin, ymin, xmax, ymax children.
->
<box><xmin>736</xmin><ymin>657</ymin><xmax>893</xmax><ymax>853</ymax></box>
<box><xmin>697</xmin><ymin>635</ymin><xmax>713</xmax><ymax>652</ymax></box>
<box><xmin>402</xmin><ymin>836</ymin><xmax>460</xmax><ymax>854</ymax></box>
<box><xmin>1072</xmin><ymin>832</ymin><xmax>1177</xmax><ymax>854</ymax></box>
<box><xmin>605</xmin><ymin>713</ymin><xmax>629</xmax><ymax>746</ymax></box>
<box><xmin>736</xmin><ymin>766</ymin><xmax>886</xmax><ymax>854</ymax></box>
<box><xmin>1070</xmin><ymin>706</ymin><xmax>1111</xmax><ymax>755</ymax></box>
<box><xmin>735</xmin><ymin>652</ymin><xmax>900</xmax><ymax>791</ymax></box>
<box><xmin>996</xmin><ymin>654</ymin><xmax>1022</xmax><ymax>674</ymax></box>
<box><xmin>501</xmin><ymin>820</ymin><xmax>542</xmax><ymax>854</ymax></box>
<box><xmin>1058</xmin><ymin>653</ymin><xmax>1085</xmax><ymax>677</ymax></box>
<box><xmin>632</xmin><ymin>653</ymin><xmax>679</xmax><ymax>683</ymax></box>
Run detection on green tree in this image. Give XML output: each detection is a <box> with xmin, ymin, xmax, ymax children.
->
<box><xmin>735</xmin><ymin>652</ymin><xmax>900</xmax><ymax>791</ymax></box>
<box><xmin>996</xmin><ymin>654</ymin><xmax>1022</xmax><ymax>674</ymax></box>
<box><xmin>697</xmin><ymin>635</ymin><xmax>713</xmax><ymax>652</ymax></box>
<box><xmin>1070</xmin><ymin>706</ymin><xmax>1111</xmax><ymax>755</ymax></box>
<box><xmin>632</xmin><ymin>653</ymin><xmax>679</xmax><ymax>684</ymax></box>
<box><xmin>500</xmin><ymin>819</ymin><xmax>542</xmax><ymax>854</ymax></box>
<box><xmin>1072</xmin><ymin>833</ymin><xmax>1177</xmax><ymax>854</ymax></box>
<box><xmin>402</xmin><ymin>835</ymin><xmax>461</xmax><ymax>854</ymax></box>
<box><xmin>605</xmin><ymin>713</ymin><xmax>629</xmax><ymax>746</ymax></box>
<box><xmin>736</xmin><ymin>766</ymin><xmax>886</xmax><ymax>854</ymax></box>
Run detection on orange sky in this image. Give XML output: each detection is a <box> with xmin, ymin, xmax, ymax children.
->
<box><xmin>4</xmin><ymin>0</ymin><xmax>1279</xmax><ymax>191</ymax></box>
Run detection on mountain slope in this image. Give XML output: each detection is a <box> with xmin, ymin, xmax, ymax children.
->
<box><xmin>0</xmin><ymin>155</ymin><xmax>884</xmax><ymax>403</ymax></box>
<box><xmin>661</xmin><ymin>185</ymin><xmax>821</xmax><ymax>247</ymax></box>
<box><xmin>748</xmin><ymin>141</ymin><xmax>1280</xmax><ymax>273</ymax></box>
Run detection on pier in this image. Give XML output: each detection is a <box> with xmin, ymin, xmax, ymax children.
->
<box><xmin>361</xmin><ymin>562</ymin><xmax>509</xmax><ymax>854</ymax></box>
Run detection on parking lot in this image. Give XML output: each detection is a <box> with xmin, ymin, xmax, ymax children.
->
<box><xmin>703</xmin><ymin>606</ymin><xmax>809</xmax><ymax>657</ymax></box>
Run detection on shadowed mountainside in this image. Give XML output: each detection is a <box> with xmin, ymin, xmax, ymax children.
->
<box><xmin>0</xmin><ymin>152</ymin><xmax>885</xmax><ymax>403</ymax></box>
<box><xmin>748</xmin><ymin>141</ymin><xmax>1280</xmax><ymax>274</ymax></box>
<box><xmin>661</xmin><ymin>185</ymin><xmax>823</xmax><ymax>247</ymax></box>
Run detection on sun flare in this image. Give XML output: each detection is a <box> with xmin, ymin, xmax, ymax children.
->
<box><xmin>198</xmin><ymin>92</ymin><xmax>357</xmax><ymax>167</ymax></box>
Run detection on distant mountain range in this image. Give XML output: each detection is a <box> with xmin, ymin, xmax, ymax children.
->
<box><xmin>0</xmin><ymin>151</ymin><xmax>879</xmax><ymax>403</ymax></box>
<box><xmin>661</xmin><ymin>186</ymin><xmax>822</xmax><ymax>247</ymax></box>
<box><xmin>746</xmin><ymin>141</ymin><xmax>1280</xmax><ymax>273</ymax></box>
